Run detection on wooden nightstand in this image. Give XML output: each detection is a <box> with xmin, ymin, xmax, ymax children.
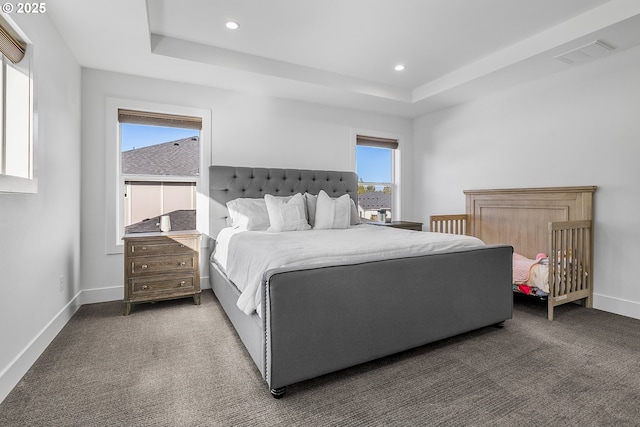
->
<box><xmin>365</xmin><ymin>220</ymin><xmax>423</xmax><ymax>231</ymax></box>
<box><xmin>123</xmin><ymin>230</ymin><xmax>201</xmax><ymax>315</ymax></box>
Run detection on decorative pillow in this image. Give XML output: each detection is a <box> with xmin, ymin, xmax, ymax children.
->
<box><xmin>226</xmin><ymin>198</ymin><xmax>270</xmax><ymax>231</ymax></box>
<box><xmin>304</xmin><ymin>193</ymin><xmax>319</xmax><ymax>227</ymax></box>
<box><xmin>313</xmin><ymin>191</ymin><xmax>351</xmax><ymax>230</ymax></box>
<box><xmin>264</xmin><ymin>193</ymin><xmax>311</xmax><ymax>232</ymax></box>
<box><xmin>349</xmin><ymin>198</ymin><xmax>361</xmax><ymax>225</ymax></box>
<box><xmin>305</xmin><ymin>192</ymin><xmax>360</xmax><ymax>227</ymax></box>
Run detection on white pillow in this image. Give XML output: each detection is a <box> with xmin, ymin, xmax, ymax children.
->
<box><xmin>348</xmin><ymin>198</ymin><xmax>361</xmax><ymax>225</ymax></box>
<box><xmin>226</xmin><ymin>198</ymin><xmax>270</xmax><ymax>231</ymax></box>
<box><xmin>304</xmin><ymin>193</ymin><xmax>319</xmax><ymax>226</ymax></box>
<box><xmin>264</xmin><ymin>193</ymin><xmax>311</xmax><ymax>232</ymax></box>
<box><xmin>313</xmin><ymin>191</ymin><xmax>351</xmax><ymax>230</ymax></box>
<box><xmin>305</xmin><ymin>192</ymin><xmax>360</xmax><ymax>227</ymax></box>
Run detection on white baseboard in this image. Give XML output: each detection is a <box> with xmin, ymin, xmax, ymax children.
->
<box><xmin>79</xmin><ymin>285</ymin><xmax>123</xmax><ymax>305</ymax></box>
<box><xmin>0</xmin><ymin>292</ymin><xmax>82</xmax><ymax>404</ymax></box>
<box><xmin>201</xmin><ymin>274</ymin><xmax>211</xmax><ymax>289</ymax></box>
<box><xmin>2</xmin><ymin>275</ymin><xmax>207</xmax><ymax>404</ymax></box>
<box><xmin>79</xmin><ymin>275</ymin><xmax>210</xmax><ymax>306</ymax></box>
<box><xmin>593</xmin><ymin>293</ymin><xmax>640</xmax><ymax>320</ymax></box>
<box><xmin>1</xmin><ymin>285</ymin><xmax>635</xmax><ymax>405</ymax></box>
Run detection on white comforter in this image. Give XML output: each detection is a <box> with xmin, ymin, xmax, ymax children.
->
<box><xmin>213</xmin><ymin>224</ymin><xmax>485</xmax><ymax>315</ymax></box>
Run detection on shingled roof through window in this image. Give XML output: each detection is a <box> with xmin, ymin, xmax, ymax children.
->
<box><xmin>122</xmin><ymin>137</ymin><xmax>199</xmax><ymax>176</ymax></box>
<box><xmin>358</xmin><ymin>191</ymin><xmax>391</xmax><ymax>211</ymax></box>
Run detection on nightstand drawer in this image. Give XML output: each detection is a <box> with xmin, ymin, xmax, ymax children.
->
<box><xmin>127</xmin><ymin>237</ymin><xmax>198</xmax><ymax>257</ymax></box>
<box><xmin>128</xmin><ymin>275</ymin><xmax>196</xmax><ymax>299</ymax></box>
<box><xmin>129</xmin><ymin>255</ymin><xmax>196</xmax><ymax>275</ymax></box>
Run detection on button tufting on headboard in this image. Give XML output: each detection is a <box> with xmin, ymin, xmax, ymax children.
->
<box><xmin>209</xmin><ymin>165</ymin><xmax>358</xmax><ymax>238</ymax></box>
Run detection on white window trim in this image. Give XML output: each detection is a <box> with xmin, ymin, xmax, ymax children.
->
<box><xmin>105</xmin><ymin>98</ymin><xmax>211</xmax><ymax>254</ymax></box>
<box><xmin>0</xmin><ymin>14</ymin><xmax>36</xmax><ymax>194</ymax></box>
<box><xmin>0</xmin><ymin>173</ymin><xmax>37</xmax><ymax>193</ymax></box>
<box><xmin>351</xmin><ymin>128</ymin><xmax>402</xmax><ymax>219</ymax></box>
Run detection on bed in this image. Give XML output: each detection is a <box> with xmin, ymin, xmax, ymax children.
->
<box><xmin>208</xmin><ymin>165</ymin><xmax>513</xmax><ymax>398</ymax></box>
<box><xmin>431</xmin><ymin>186</ymin><xmax>596</xmax><ymax>321</ymax></box>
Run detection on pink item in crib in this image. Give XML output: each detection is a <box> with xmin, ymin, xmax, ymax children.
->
<box><xmin>513</xmin><ymin>253</ymin><xmax>542</xmax><ymax>283</ymax></box>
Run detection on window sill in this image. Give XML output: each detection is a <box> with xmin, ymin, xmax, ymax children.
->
<box><xmin>0</xmin><ymin>174</ymin><xmax>37</xmax><ymax>194</ymax></box>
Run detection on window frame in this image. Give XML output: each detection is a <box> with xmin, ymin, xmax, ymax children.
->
<box><xmin>105</xmin><ymin>98</ymin><xmax>211</xmax><ymax>254</ymax></box>
<box><xmin>0</xmin><ymin>15</ymin><xmax>36</xmax><ymax>194</ymax></box>
<box><xmin>352</xmin><ymin>129</ymin><xmax>402</xmax><ymax>220</ymax></box>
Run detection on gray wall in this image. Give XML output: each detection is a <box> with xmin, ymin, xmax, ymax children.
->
<box><xmin>413</xmin><ymin>44</ymin><xmax>640</xmax><ymax>319</ymax></box>
<box><xmin>0</xmin><ymin>13</ymin><xmax>81</xmax><ymax>401</ymax></box>
<box><xmin>4</xmin><ymin>7</ymin><xmax>640</xmax><ymax>405</ymax></box>
<box><xmin>80</xmin><ymin>69</ymin><xmax>414</xmax><ymax>303</ymax></box>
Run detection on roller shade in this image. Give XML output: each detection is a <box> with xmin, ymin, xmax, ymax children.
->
<box><xmin>118</xmin><ymin>109</ymin><xmax>202</xmax><ymax>130</ymax></box>
<box><xmin>356</xmin><ymin>135</ymin><xmax>398</xmax><ymax>149</ymax></box>
<box><xmin>0</xmin><ymin>17</ymin><xmax>26</xmax><ymax>64</ymax></box>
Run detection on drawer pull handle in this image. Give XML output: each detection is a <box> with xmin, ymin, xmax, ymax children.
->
<box><xmin>180</xmin><ymin>281</ymin><xmax>186</xmax><ymax>286</ymax></box>
<box><xmin>141</xmin><ymin>264</ymin><xmax>148</xmax><ymax>269</ymax></box>
<box><xmin>142</xmin><ymin>246</ymin><xmax>147</xmax><ymax>250</ymax></box>
<box><xmin>180</xmin><ymin>244</ymin><xmax>185</xmax><ymax>248</ymax></box>
<box><xmin>179</xmin><ymin>261</ymin><xmax>186</xmax><ymax>267</ymax></box>
<box><xmin>142</xmin><ymin>285</ymin><xmax>148</xmax><ymax>290</ymax></box>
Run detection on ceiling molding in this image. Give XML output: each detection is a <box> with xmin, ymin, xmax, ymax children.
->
<box><xmin>45</xmin><ymin>0</ymin><xmax>640</xmax><ymax>118</ymax></box>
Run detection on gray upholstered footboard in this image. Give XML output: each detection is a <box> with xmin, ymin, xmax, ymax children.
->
<box><xmin>263</xmin><ymin>244</ymin><xmax>513</xmax><ymax>392</ymax></box>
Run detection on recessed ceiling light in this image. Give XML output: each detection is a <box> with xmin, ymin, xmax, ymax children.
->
<box><xmin>394</xmin><ymin>64</ymin><xmax>406</xmax><ymax>71</ymax></box>
<box><xmin>226</xmin><ymin>21</ymin><xmax>239</xmax><ymax>30</ymax></box>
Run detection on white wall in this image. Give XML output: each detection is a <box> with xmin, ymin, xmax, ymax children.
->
<box><xmin>413</xmin><ymin>45</ymin><xmax>640</xmax><ymax>320</ymax></box>
<box><xmin>80</xmin><ymin>69</ymin><xmax>413</xmax><ymax>301</ymax></box>
<box><xmin>0</xmin><ymin>14</ymin><xmax>81</xmax><ymax>402</ymax></box>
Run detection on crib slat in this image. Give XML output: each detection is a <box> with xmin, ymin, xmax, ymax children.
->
<box><xmin>547</xmin><ymin>220</ymin><xmax>592</xmax><ymax>320</ymax></box>
<box><xmin>430</xmin><ymin>214</ymin><xmax>468</xmax><ymax>235</ymax></box>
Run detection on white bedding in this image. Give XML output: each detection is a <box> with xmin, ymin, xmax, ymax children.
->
<box><xmin>527</xmin><ymin>263</ymin><xmax>550</xmax><ymax>293</ymax></box>
<box><xmin>213</xmin><ymin>224</ymin><xmax>485</xmax><ymax>315</ymax></box>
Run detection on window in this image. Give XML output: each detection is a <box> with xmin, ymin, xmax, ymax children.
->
<box><xmin>118</xmin><ymin>109</ymin><xmax>201</xmax><ymax>232</ymax></box>
<box><xmin>106</xmin><ymin>99</ymin><xmax>211</xmax><ymax>254</ymax></box>
<box><xmin>0</xmin><ymin>15</ymin><xmax>34</xmax><ymax>193</ymax></box>
<box><xmin>355</xmin><ymin>135</ymin><xmax>399</xmax><ymax>221</ymax></box>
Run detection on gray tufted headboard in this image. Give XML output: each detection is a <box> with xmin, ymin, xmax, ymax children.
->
<box><xmin>209</xmin><ymin>165</ymin><xmax>358</xmax><ymax>238</ymax></box>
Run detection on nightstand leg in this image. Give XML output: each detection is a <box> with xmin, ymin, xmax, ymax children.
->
<box><xmin>193</xmin><ymin>293</ymin><xmax>201</xmax><ymax>305</ymax></box>
<box><xmin>123</xmin><ymin>302</ymin><xmax>131</xmax><ymax>316</ymax></box>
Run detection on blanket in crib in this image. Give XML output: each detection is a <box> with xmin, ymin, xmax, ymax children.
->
<box><xmin>512</xmin><ymin>253</ymin><xmax>542</xmax><ymax>283</ymax></box>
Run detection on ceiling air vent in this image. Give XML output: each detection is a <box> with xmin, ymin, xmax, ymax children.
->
<box><xmin>554</xmin><ymin>40</ymin><xmax>615</xmax><ymax>65</ymax></box>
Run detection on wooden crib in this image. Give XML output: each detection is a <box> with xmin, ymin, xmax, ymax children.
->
<box><xmin>431</xmin><ymin>186</ymin><xmax>596</xmax><ymax>320</ymax></box>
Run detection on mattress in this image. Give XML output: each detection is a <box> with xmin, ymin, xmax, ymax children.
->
<box><xmin>212</xmin><ymin>224</ymin><xmax>486</xmax><ymax>315</ymax></box>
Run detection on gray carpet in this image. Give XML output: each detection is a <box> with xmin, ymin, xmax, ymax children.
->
<box><xmin>1</xmin><ymin>291</ymin><xmax>639</xmax><ymax>426</ymax></box>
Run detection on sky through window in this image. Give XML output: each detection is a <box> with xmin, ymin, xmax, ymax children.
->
<box><xmin>356</xmin><ymin>145</ymin><xmax>391</xmax><ymax>183</ymax></box>
<box><xmin>121</xmin><ymin>124</ymin><xmax>199</xmax><ymax>152</ymax></box>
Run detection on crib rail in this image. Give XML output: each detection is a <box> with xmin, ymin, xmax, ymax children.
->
<box><xmin>547</xmin><ymin>220</ymin><xmax>592</xmax><ymax>320</ymax></box>
<box><xmin>430</xmin><ymin>214</ymin><xmax>468</xmax><ymax>235</ymax></box>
